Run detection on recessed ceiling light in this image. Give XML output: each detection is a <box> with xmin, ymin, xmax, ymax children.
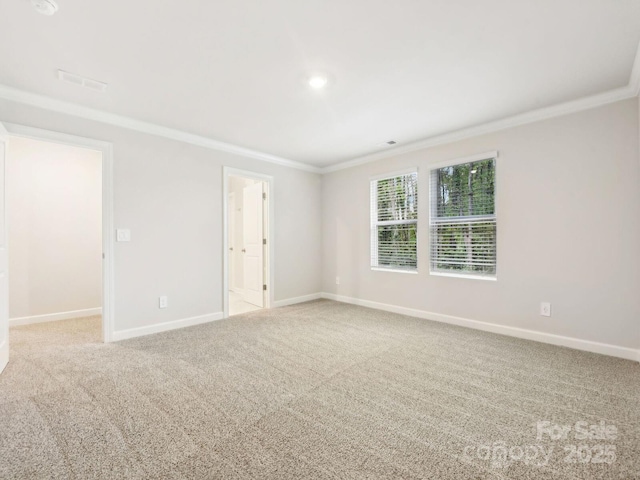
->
<box><xmin>31</xmin><ymin>0</ymin><xmax>59</xmax><ymax>16</ymax></box>
<box><xmin>308</xmin><ymin>75</ymin><xmax>328</xmax><ymax>89</ymax></box>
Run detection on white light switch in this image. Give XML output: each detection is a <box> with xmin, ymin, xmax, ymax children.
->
<box><xmin>116</xmin><ymin>229</ymin><xmax>131</xmax><ymax>242</ymax></box>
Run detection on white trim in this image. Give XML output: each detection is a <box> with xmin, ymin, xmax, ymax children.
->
<box><xmin>3</xmin><ymin>123</ymin><xmax>115</xmax><ymax>343</ymax></box>
<box><xmin>320</xmin><ymin>293</ymin><xmax>639</xmax><ymax>362</ymax></box>
<box><xmin>0</xmin><ymin>340</ymin><xmax>7</xmax><ymax>375</ymax></box>
<box><xmin>427</xmin><ymin>151</ymin><xmax>498</xmax><ymax>170</ymax></box>
<box><xmin>112</xmin><ymin>312</ymin><xmax>224</xmax><ymax>342</ymax></box>
<box><xmin>371</xmin><ymin>267</ymin><xmax>418</xmax><ymax>274</ymax></box>
<box><xmin>1</xmin><ymin>40</ymin><xmax>639</xmax><ymax>178</ymax></box>
<box><xmin>0</xmin><ymin>126</ymin><xmax>8</xmax><ymax>375</ymax></box>
<box><xmin>222</xmin><ymin>167</ymin><xmax>275</xmax><ymax>319</ymax></box>
<box><xmin>321</xmin><ymin>87</ymin><xmax>635</xmax><ymax>174</ymax></box>
<box><xmin>0</xmin><ymin>43</ymin><xmax>638</xmax><ymax>175</ymax></box>
<box><xmin>10</xmin><ymin>308</ymin><xmax>102</xmax><ymax>326</ymax></box>
<box><xmin>429</xmin><ymin>271</ymin><xmax>497</xmax><ymax>281</ymax></box>
<box><xmin>629</xmin><ymin>40</ymin><xmax>640</xmax><ymax>96</ymax></box>
<box><xmin>273</xmin><ymin>293</ymin><xmax>322</xmax><ymax>308</ymax></box>
<box><xmin>370</xmin><ymin>166</ymin><xmax>418</xmax><ymax>181</ymax></box>
<box><xmin>0</xmin><ymin>84</ymin><xmax>320</xmax><ymax>174</ymax></box>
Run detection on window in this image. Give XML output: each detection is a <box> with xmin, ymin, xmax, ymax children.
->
<box><xmin>370</xmin><ymin>170</ymin><xmax>418</xmax><ymax>271</ymax></box>
<box><xmin>429</xmin><ymin>155</ymin><xmax>496</xmax><ymax>278</ymax></box>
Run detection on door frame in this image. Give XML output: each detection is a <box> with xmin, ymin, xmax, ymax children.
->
<box><xmin>222</xmin><ymin>167</ymin><xmax>274</xmax><ymax>318</ymax></box>
<box><xmin>3</xmin><ymin>122</ymin><xmax>115</xmax><ymax>342</ymax></box>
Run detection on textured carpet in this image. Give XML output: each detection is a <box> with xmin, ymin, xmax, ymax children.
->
<box><xmin>0</xmin><ymin>300</ymin><xmax>638</xmax><ymax>479</ymax></box>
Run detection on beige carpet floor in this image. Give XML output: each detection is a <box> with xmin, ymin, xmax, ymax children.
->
<box><xmin>0</xmin><ymin>300</ymin><xmax>638</xmax><ymax>479</ymax></box>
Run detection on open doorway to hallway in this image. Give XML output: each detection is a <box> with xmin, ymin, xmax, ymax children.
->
<box><xmin>6</xmin><ymin>135</ymin><xmax>104</xmax><ymax>342</ymax></box>
<box><xmin>225</xmin><ymin>170</ymin><xmax>272</xmax><ymax>317</ymax></box>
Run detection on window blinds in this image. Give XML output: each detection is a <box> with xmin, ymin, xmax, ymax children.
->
<box><xmin>370</xmin><ymin>172</ymin><xmax>418</xmax><ymax>270</ymax></box>
<box><xmin>429</xmin><ymin>158</ymin><xmax>496</xmax><ymax>276</ymax></box>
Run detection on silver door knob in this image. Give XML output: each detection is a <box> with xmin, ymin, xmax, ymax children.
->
<box><xmin>229</xmin><ymin>247</ymin><xmax>233</xmax><ymax>251</ymax></box>
<box><xmin>242</xmin><ymin>248</ymin><xmax>246</xmax><ymax>253</ymax></box>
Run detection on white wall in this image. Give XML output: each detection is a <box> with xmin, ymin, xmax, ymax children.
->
<box><xmin>0</xmin><ymin>100</ymin><xmax>323</xmax><ymax>336</ymax></box>
<box><xmin>7</xmin><ymin>136</ymin><xmax>102</xmax><ymax>319</ymax></box>
<box><xmin>1</xmin><ymin>96</ymin><xmax>638</xmax><ymax>353</ymax></box>
<box><xmin>322</xmin><ymin>98</ymin><xmax>640</xmax><ymax>351</ymax></box>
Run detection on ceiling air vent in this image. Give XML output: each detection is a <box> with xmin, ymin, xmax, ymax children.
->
<box><xmin>57</xmin><ymin>70</ymin><xmax>108</xmax><ymax>93</ymax></box>
<box><xmin>31</xmin><ymin>0</ymin><xmax>58</xmax><ymax>15</ymax></box>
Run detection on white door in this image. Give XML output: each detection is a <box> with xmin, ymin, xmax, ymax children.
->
<box><xmin>228</xmin><ymin>193</ymin><xmax>236</xmax><ymax>293</ymax></box>
<box><xmin>242</xmin><ymin>182</ymin><xmax>264</xmax><ymax>307</ymax></box>
<box><xmin>0</xmin><ymin>123</ymin><xmax>8</xmax><ymax>373</ymax></box>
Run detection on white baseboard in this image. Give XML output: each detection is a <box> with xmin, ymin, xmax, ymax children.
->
<box><xmin>112</xmin><ymin>312</ymin><xmax>224</xmax><ymax>342</ymax></box>
<box><xmin>0</xmin><ymin>340</ymin><xmax>8</xmax><ymax>374</ymax></box>
<box><xmin>273</xmin><ymin>293</ymin><xmax>323</xmax><ymax>308</ymax></box>
<box><xmin>10</xmin><ymin>307</ymin><xmax>103</xmax><ymax>327</ymax></box>
<box><xmin>320</xmin><ymin>293</ymin><xmax>640</xmax><ymax>362</ymax></box>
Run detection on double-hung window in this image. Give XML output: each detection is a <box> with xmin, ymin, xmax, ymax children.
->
<box><xmin>370</xmin><ymin>169</ymin><xmax>418</xmax><ymax>272</ymax></box>
<box><xmin>429</xmin><ymin>154</ymin><xmax>496</xmax><ymax>278</ymax></box>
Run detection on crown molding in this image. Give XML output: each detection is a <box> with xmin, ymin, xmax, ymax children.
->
<box><xmin>0</xmin><ymin>83</ymin><xmax>321</xmax><ymax>174</ymax></box>
<box><xmin>2</xmin><ymin>39</ymin><xmax>639</xmax><ymax>176</ymax></box>
<box><xmin>322</xmin><ymin>85</ymin><xmax>635</xmax><ymax>174</ymax></box>
<box><xmin>323</xmin><ymin>40</ymin><xmax>640</xmax><ymax>174</ymax></box>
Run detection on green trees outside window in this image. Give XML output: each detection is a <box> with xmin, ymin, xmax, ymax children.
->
<box><xmin>430</xmin><ymin>158</ymin><xmax>496</xmax><ymax>276</ymax></box>
<box><xmin>370</xmin><ymin>172</ymin><xmax>418</xmax><ymax>270</ymax></box>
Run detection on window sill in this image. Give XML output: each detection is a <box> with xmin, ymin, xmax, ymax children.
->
<box><xmin>430</xmin><ymin>271</ymin><xmax>497</xmax><ymax>281</ymax></box>
<box><xmin>371</xmin><ymin>267</ymin><xmax>418</xmax><ymax>275</ymax></box>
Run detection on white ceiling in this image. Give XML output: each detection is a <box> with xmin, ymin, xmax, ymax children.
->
<box><xmin>1</xmin><ymin>0</ymin><xmax>639</xmax><ymax>168</ymax></box>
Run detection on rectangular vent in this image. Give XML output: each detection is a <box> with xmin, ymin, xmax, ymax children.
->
<box><xmin>58</xmin><ymin>70</ymin><xmax>108</xmax><ymax>93</ymax></box>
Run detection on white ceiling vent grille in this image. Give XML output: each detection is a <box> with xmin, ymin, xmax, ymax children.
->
<box><xmin>57</xmin><ymin>70</ymin><xmax>108</xmax><ymax>93</ymax></box>
<box><xmin>31</xmin><ymin>0</ymin><xmax>58</xmax><ymax>15</ymax></box>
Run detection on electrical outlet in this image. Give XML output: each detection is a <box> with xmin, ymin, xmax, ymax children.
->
<box><xmin>540</xmin><ymin>302</ymin><xmax>551</xmax><ymax>317</ymax></box>
<box><xmin>336</xmin><ymin>276</ymin><xmax>340</xmax><ymax>285</ymax></box>
<box><xmin>159</xmin><ymin>296</ymin><xmax>168</xmax><ymax>309</ymax></box>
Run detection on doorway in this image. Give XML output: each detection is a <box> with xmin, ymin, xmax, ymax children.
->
<box><xmin>223</xmin><ymin>168</ymin><xmax>273</xmax><ymax>318</ymax></box>
<box><xmin>8</xmin><ymin>135</ymin><xmax>104</xmax><ymax>334</ymax></box>
<box><xmin>0</xmin><ymin>123</ymin><xmax>114</xmax><ymax>377</ymax></box>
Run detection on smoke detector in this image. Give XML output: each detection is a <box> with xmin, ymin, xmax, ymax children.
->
<box><xmin>31</xmin><ymin>0</ymin><xmax>59</xmax><ymax>16</ymax></box>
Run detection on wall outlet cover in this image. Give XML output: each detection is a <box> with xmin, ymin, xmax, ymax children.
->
<box><xmin>159</xmin><ymin>296</ymin><xmax>168</xmax><ymax>309</ymax></box>
<box><xmin>540</xmin><ymin>302</ymin><xmax>551</xmax><ymax>317</ymax></box>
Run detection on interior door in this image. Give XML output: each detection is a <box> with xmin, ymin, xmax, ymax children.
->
<box><xmin>242</xmin><ymin>182</ymin><xmax>264</xmax><ymax>307</ymax></box>
<box><xmin>0</xmin><ymin>123</ymin><xmax>9</xmax><ymax>374</ymax></box>
<box><xmin>228</xmin><ymin>193</ymin><xmax>236</xmax><ymax>293</ymax></box>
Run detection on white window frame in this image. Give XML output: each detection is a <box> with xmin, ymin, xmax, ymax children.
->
<box><xmin>370</xmin><ymin>167</ymin><xmax>419</xmax><ymax>273</ymax></box>
<box><xmin>428</xmin><ymin>151</ymin><xmax>498</xmax><ymax>281</ymax></box>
